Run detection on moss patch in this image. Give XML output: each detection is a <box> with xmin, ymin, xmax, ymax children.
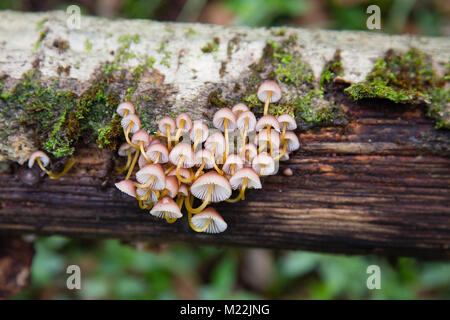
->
<box><xmin>201</xmin><ymin>37</ymin><xmax>220</xmax><ymax>53</ymax></box>
<box><xmin>345</xmin><ymin>48</ymin><xmax>449</xmax><ymax>129</ymax></box>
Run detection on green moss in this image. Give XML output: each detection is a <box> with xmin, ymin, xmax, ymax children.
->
<box><xmin>35</xmin><ymin>18</ymin><xmax>48</xmax><ymax>30</ymax></box>
<box><xmin>201</xmin><ymin>37</ymin><xmax>220</xmax><ymax>53</ymax></box>
<box><xmin>157</xmin><ymin>40</ymin><xmax>171</xmax><ymax>68</ymax></box>
<box><xmin>320</xmin><ymin>51</ymin><xmax>343</xmax><ymax>89</ymax></box>
<box><xmin>85</xmin><ymin>39</ymin><xmax>92</xmax><ymax>53</ymax></box>
<box><xmin>186</xmin><ymin>28</ymin><xmax>198</xmax><ymax>36</ymax></box>
<box><xmin>207</xmin><ymin>91</ymin><xmax>228</xmax><ymax>109</ymax></box>
<box><xmin>33</xmin><ymin>29</ymin><xmax>47</xmax><ymax>51</ymax></box>
<box><xmin>345</xmin><ymin>48</ymin><xmax>448</xmax><ymax>129</ymax></box>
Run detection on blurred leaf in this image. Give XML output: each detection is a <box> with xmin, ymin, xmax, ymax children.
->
<box><xmin>279</xmin><ymin>252</ymin><xmax>320</xmax><ymax>278</ymax></box>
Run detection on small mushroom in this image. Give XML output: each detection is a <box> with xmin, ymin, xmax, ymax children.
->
<box><xmin>205</xmin><ymin>132</ymin><xmax>226</xmax><ymax>175</ymax></box>
<box><xmin>145</xmin><ymin>142</ymin><xmax>169</xmax><ymax>164</ymax></box>
<box><xmin>150</xmin><ymin>196</ymin><xmax>183</xmax><ymax>222</ymax></box>
<box><xmin>168</xmin><ymin>167</ymin><xmax>193</xmax><ymax>184</ymax></box>
<box><xmin>231</xmin><ymin>103</ymin><xmax>249</xmax><ymax>117</ymax></box>
<box><xmin>237</xmin><ymin>111</ymin><xmax>257</xmax><ymax>157</ymax></box>
<box><xmin>176</xmin><ymin>183</ymin><xmax>189</xmax><ymax>210</ymax></box>
<box><xmin>227</xmin><ymin>167</ymin><xmax>261</xmax><ymax>202</ymax></box>
<box><xmin>189</xmin><ymin>120</ymin><xmax>209</xmax><ymax>151</ymax></box>
<box><xmin>28</xmin><ymin>150</ymin><xmax>76</xmax><ymax>180</ymax></box>
<box><xmin>125</xmin><ymin>129</ymin><xmax>151</xmax><ymax>179</ymax></box>
<box><xmin>222</xmin><ymin>154</ymin><xmax>244</xmax><ymax>176</ymax></box>
<box><xmin>186</xmin><ymin>171</ymin><xmax>232</xmax><ymax>214</ymax></box>
<box><xmin>169</xmin><ymin>143</ymin><xmax>195</xmax><ymax>184</ymax></box>
<box><xmin>158</xmin><ymin>117</ymin><xmax>176</xmax><ymax>151</ymax></box>
<box><xmin>174</xmin><ymin>113</ymin><xmax>193</xmax><ymax>144</ymax></box>
<box><xmin>121</xmin><ymin>114</ymin><xmax>141</xmax><ymax>148</ymax></box>
<box><xmin>136</xmin><ymin>187</ymin><xmax>159</xmax><ymax>209</ymax></box>
<box><xmin>189</xmin><ymin>207</ymin><xmax>227</xmax><ymax>233</ymax></box>
<box><xmin>257</xmin><ymin>80</ymin><xmax>282</xmax><ymax>115</ymax></box>
<box><xmin>193</xmin><ymin>149</ymin><xmax>214</xmax><ymax>179</ymax></box>
<box><xmin>213</xmin><ymin>108</ymin><xmax>237</xmax><ymax>163</ymax></box>
<box><xmin>252</xmin><ymin>152</ymin><xmax>275</xmax><ymax>176</ymax></box>
<box><xmin>160</xmin><ymin>175</ymin><xmax>179</xmax><ymax>199</ymax></box>
<box><xmin>134</xmin><ymin>163</ymin><xmax>166</xmax><ymax>190</ymax></box>
<box><xmin>277</xmin><ymin>114</ymin><xmax>297</xmax><ymax>143</ymax></box>
<box><xmin>255</xmin><ymin>128</ymin><xmax>280</xmax><ymax>155</ymax></box>
<box><xmin>115</xmin><ymin>179</ymin><xmax>137</xmax><ymax>198</ymax></box>
<box><xmin>274</xmin><ymin>131</ymin><xmax>299</xmax><ymax>161</ymax></box>
<box><xmin>116</xmin><ymin>101</ymin><xmax>135</xmax><ymax>117</ymax></box>
<box><xmin>242</xmin><ymin>143</ymin><xmax>258</xmax><ymax>167</ymax></box>
<box><xmin>116</xmin><ymin>143</ymin><xmax>136</xmax><ymax>173</ymax></box>
<box><xmin>255</xmin><ymin>115</ymin><xmax>280</xmax><ymax>155</ymax></box>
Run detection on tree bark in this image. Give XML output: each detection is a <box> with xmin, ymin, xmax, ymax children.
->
<box><xmin>0</xmin><ymin>11</ymin><xmax>449</xmax><ymax>259</ymax></box>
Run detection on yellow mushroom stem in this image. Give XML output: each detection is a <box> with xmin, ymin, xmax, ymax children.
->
<box><xmin>230</xmin><ymin>163</ymin><xmax>236</xmax><ymax>176</ymax></box>
<box><xmin>133</xmin><ymin>175</ymin><xmax>156</xmax><ymax>189</ymax></box>
<box><xmin>138</xmin><ymin>199</ymin><xmax>153</xmax><ymax>210</ymax></box>
<box><xmin>263</xmin><ymin>90</ymin><xmax>272</xmax><ymax>115</ymax></box>
<box><xmin>211</xmin><ymin>144</ymin><xmax>224</xmax><ymax>175</ymax></box>
<box><xmin>258</xmin><ymin>141</ymin><xmax>268</xmax><ymax>154</ymax></box>
<box><xmin>36</xmin><ymin>157</ymin><xmax>76</xmax><ymax>179</ymax></box>
<box><xmin>258</xmin><ymin>164</ymin><xmax>266</xmax><ymax>176</ymax></box>
<box><xmin>193</xmin><ymin>129</ymin><xmax>202</xmax><ymax>151</ymax></box>
<box><xmin>165</xmin><ymin>166</ymin><xmax>176</xmax><ymax>175</ymax></box>
<box><xmin>174</xmin><ymin>119</ymin><xmax>185</xmax><ymax>144</ymax></box>
<box><xmin>125</xmin><ymin>148</ymin><xmax>140</xmax><ymax>180</ymax></box>
<box><xmin>135</xmin><ymin>188</ymin><xmax>153</xmax><ymax>201</ymax></box>
<box><xmin>176</xmin><ymin>155</ymin><xmax>195</xmax><ymax>183</ymax></box>
<box><xmin>123</xmin><ymin>109</ymin><xmax>129</xmax><ymax>117</ymax></box>
<box><xmin>166</xmin><ymin>124</ymin><xmax>172</xmax><ymax>151</ymax></box>
<box><xmin>159</xmin><ymin>189</ymin><xmax>169</xmax><ymax>198</ymax></box>
<box><xmin>140</xmin><ymin>141</ymin><xmax>152</xmax><ymax>164</ymax></box>
<box><xmin>273</xmin><ymin>142</ymin><xmax>288</xmax><ymax>162</ymax></box>
<box><xmin>165</xmin><ymin>213</ymin><xmax>178</xmax><ymax>223</ymax></box>
<box><xmin>266</xmin><ymin>124</ymin><xmax>273</xmax><ymax>155</ymax></box>
<box><xmin>176</xmin><ymin>194</ymin><xmax>184</xmax><ymax>210</ymax></box>
<box><xmin>280</xmin><ymin>122</ymin><xmax>287</xmax><ymax>144</ymax></box>
<box><xmin>116</xmin><ymin>149</ymin><xmax>132</xmax><ymax>173</ymax></box>
<box><xmin>240</xmin><ymin>118</ymin><xmax>249</xmax><ymax>157</ymax></box>
<box><xmin>124</xmin><ymin>123</ymin><xmax>139</xmax><ymax>149</ymax></box>
<box><xmin>194</xmin><ymin>159</ymin><xmax>206</xmax><ymax>179</ymax></box>
<box><xmin>226</xmin><ymin>178</ymin><xmax>248</xmax><ymax>203</ymax></box>
<box><xmin>223</xmin><ymin>118</ymin><xmax>229</xmax><ymax>163</ymax></box>
<box><xmin>184</xmin><ymin>184</ymin><xmax>213</xmax><ymax>214</ymax></box>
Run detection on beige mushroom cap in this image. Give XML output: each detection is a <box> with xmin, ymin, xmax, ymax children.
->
<box><xmin>135</xmin><ymin>164</ymin><xmax>166</xmax><ymax>190</ymax></box>
<box><xmin>189</xmin><ymin>120</ymin><xmax>209</xmax><ymax>144</ymax></box>
<box><xmin>232</xmin><ymin>103</ymin><xmax>249</xmax><ymax>116</ymax></box>
<box><xmin>158</xmin><ymin>117</ymin><xmax>176</xmax><ymax>135</ymax></box>
<box><xmin>118</xmin><ymin>143</ymin><xmax>136</xmax><ymax>156</ymax></box>
<box><xmin>257</xmin><ymin>80</ymin><xmax>282</xmax><ymax>103</ymax></box>
<box><xmin>121</xmin><ymin>114</ymin><xmax>141</xmax><ymax>134</ymax></box>
<box><xmin>213</xmin><ymin>108</ymin><xmax>237</xmax><ymax>132</ymax></box>
<box><xmin>278</xmin><ymin>114</ymin><xmax>297</xmax><ymax>131</ymax></box>
<box><xmin>229</xmin><ymin>167</ymin><xmax>262</xmax><ymax>190</ymax></box>
<box><xmin>205</xmin><ymin>132</ymin><xmax>226</xmax><ymax>157</ymax></box>
<box><xmin>146</xmin><ymin>143</ymin><xmax>170</xmax><ymax>163</ymax></box>
<box><xmin>164</xmin><ymin>176</ymin><xmax>179</xmax><ymax>198</ymax></box>
<box><xmin>282</xmin><ymin>131</ymin><xmax>300</xmax><ymax>152</ymax></box>
<box><xmin>28</xmin><ymin>150</ymin><xmax>50</xmax><ymax>168</ymax></box>
<box><xmin>222</xmin><ymin>154</ymin><xmax>244</xmax><ymax>175</ymax></box>
<box><xmin>255</xmin><ymin>115</ymin><xmax>280</xmax><ymax>132</ymax></box>
<box><xmin>115</xmin><ymin>180</ymin><xmax>137</xmax><ymax>198</ymax></box>
<box><xmin>169</xmin><ymin>143</ymin><xmax>195</xmax><ymax>168</ymax></box>
<box><xmin>190</xmin><ymin>171</ymin><xmax>232</xmax><ymax>202</ymax></box>
<box><xmin>150</xmin><ymin>196</ymin><xmax>182</xmax><ymax>219</ymax></box>
<box><xmin>116</xmin><ymin>101</ymin><xmax>135</xmax><ymax>117</ymax></box>
<box><xmin>131</xmin><ymin>129</ymin><xmax>151</xmax><ymax>148</ymax></box>
<box><xmin>237</xmin><ymin>111</ymin><xmax>257</xmax><ymax>132</ymax></box>
<box><xmin>252</xmin><ymin>152</ymin><xmax>276</xmax><ymax>176</ymax></box>
<box><xmin>194</xmin><ymin>149</ymin><xmax>214</xmax><ymax>169</ymax></box>
<box><xmin>176</xmin><ymin>113</ymin><xmax>193</xmax><ymax>133</ymax></box>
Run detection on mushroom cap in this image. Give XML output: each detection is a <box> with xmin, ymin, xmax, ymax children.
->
<box><xmin>118</xmin><ymin>143</ymin><xmax>137</xmax><ymax>156</ymax></box>
<box><xmin>194</xmin><ymin>149</ymin><xmax>214</xmax><ymax>169</ymax></box>
<box><xmin>257</xmin><ymin>80</ymin><xmax>282</xmax><ymax>103</ymax></box>
<box><xmin>278</xmin><ymin>114</ymin><xmax>297</xmax><ymax>130</ymax></box>
<box><xmin>231</xmin><ymin>103</ymin><xmax>249</xmax><ymax>116</ymax></box>
<box><xmin>136</xmin><ymin>187</ymin><xmax>158</xmax><ymax>203</ymax></box>
<box><xmin>135</xmin><ymin>164</ymin><xmax>166</xmax><ymax>190</ymax></box>
<box><xmin>115</xmin><ymin>180</ymin><xmax>136</xmax><ymax>198</ymax></box>
<box><xmin>282</xmin><ymin>131</ymin><xmax>301</xmax><ymax>152</ymax></box>
<box><xmin>191</xmin><ymin>207</ymin><xmax>227</xmax><ymax>234</ymax></box>
<box><xmin>243</xmin><ymin>143</ymin><xmax>258</xmax><ymax>165</ymax></box>
<box><xmin>150</xmin><ymin>196</ymin><xmax>182</xmax><ymax>219</ymax></box>
<box><xmin>169</xmin><ymin>143</ymin><xmax>195</xmax><ymax>168</ymax></box>
<box><xmin>190</xmin><ymin>171</ymin><xmax>232</xmax><ymax>202</ymax></box>
<box><xmin>205</xmin><ymin>132</ymin><xmax>226</xmax><ymax>157</ymax></box>
<box><xmin>138</xmin><ymin>154</ymin><xmax>149</xmax><ymax>169</ymax></box>
<box><xmin>229</xmin><ymin>167</ymin><xmax>262</xmax><ymax>190</ymax></box>
<box><xmin>189</xmin><ymin>120</ymin><xmax>209</xmax><ymax>144</ymax></box>
<box><xmin>252</xmin><ymin>152</ymin><xmax>276</xmax><ymax>176</ymax></box>
<box><xmin>255</xmin><ymin>129</ymin><xmax>281</xmax><ymax>149</ymax></box>
<box><xmin>178</xmin><ymin>184</ymin><xmax>189</xmax><ymax>197</ymax></box>
<box><xmin>28</xmin><ymin>150</ymin><xmax>50</xmax><ymax>168</ymax></box>
<box><xmin>222</xmin><ymin>154</ymin><xmax>244</xmax><ymax>175</ymax></box>
<box><xmin>116</xmin><ymin>101</ymin><xmax>135</xmax><ymax>117</ymax></box>
<box><xmin>158</xmin><ymin>117</ymin><xmax>176</xmax><ymax>135</ymax></box>
<box><xmin>236</xmin><ymin>111</ymin><xmax>257</xmax><ymax>132</ymax></box>
<box><xmin>121</xmin><ymin>114</ymin><xmax>141</xmax><ymax>134</ymax></box>
<box><xmin>150</xmin><ymin>139</ymin><xmax>162</xmax><ymax>146</ymax></box>
<box><xmin>168</xmin><ymin>167</ymin><xmax>193</xmax><ymax>183</ymax></box>
<box><xmin>213</xmin><ymin>108</ymin><xmax>237</xmax><ymax>131</ymax></box>
<box><xmin>131</xmin><ymin>129</ymin><xmax>151</xmax><ymax>148</ymax></box>
<box><xmin>146</xmin><ymin>143</ymin><xmax>170</xmax><ymax>164</ymax></box>
<box><xmin>164</xmin><ymin>176</ymin><xmax>179</xmax><ymax>198</ymax></box>
<box><xmin>175</xmin><ymin>113</ymin><xmax>193</xmax><ymax>133</ymax></box>
<box><xmin>255</xmin><ymin>115</ymin><xmax>280</xmax><ymax>132</ymax></box>
<box><xmin>278</xmin><ymin>149</ymin><xmax>290</xmax><ymax>161</ymax></box>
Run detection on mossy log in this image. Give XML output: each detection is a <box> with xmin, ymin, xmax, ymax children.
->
<box><xmin>0</xmin><ymin>11</ymin><xmax>449</xmax><ymax>259</ymax></box>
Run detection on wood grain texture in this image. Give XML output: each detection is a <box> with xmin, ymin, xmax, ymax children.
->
<box><xmin>0</xmin><ymin>93</ymin><xmax>449</xmax><ymax>259</ymax></box>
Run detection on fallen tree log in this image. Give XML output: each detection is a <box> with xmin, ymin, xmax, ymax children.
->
<box><xmin>0</xmin><ymin>11</ymin><xmax>449</xmax><ymax>259</ymax></box>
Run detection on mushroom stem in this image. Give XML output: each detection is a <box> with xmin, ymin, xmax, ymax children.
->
<box><xmin>273</xmin><ymin>141</ymin><xmax>288</xmax><ymax>161</ymax></box>
<box><xmin>258</xmin><ymin>142</ymin><xmax>268</xmax><ymax>154</ymax></box>
<box><xmin>37</xmin><ymin>157</ymin><xmax>76</xmax><ymax>180</ymax></box>
<box><xmin>176</xmin><ymin>155</ymin><xmax>195</xmax><ymax>183</ymax></box>
<box><xmin>211</xmin><ymin>144</ymin><xmax>224</xmax><ymax>175</ymax></box>
<box><xmin>174</xmin><ymin>119</ymin><xmax>185</xmax><ymax>144</ymax></box>
<box><xmin>231</xmin><ymin>164</ymin><xmax>236</xmax><ymax>176</ymax></box>
<box><xmin>165</xmin><ymin>213</ymin><xmax>178</xmax><ymax>223</ymax></box>
<box><xmin>184</xmin><ymin>184</ymin><xmax>213</xmax><ymax>214</ymax></box>
<box><xmin>138</xmin><ymin>199</ymin><xmax>153</xmax><ymax>210</ymax></box>
<box><xmin>125</xmin><ymin>148</ymin><xmax>140</xmax><ymax>180</ymax></box>
<box><xmin>266</xmin><ymin>125</ymin><xmax>273</xmax><ymax>155</ymax></box>
<box><xmin>280</xmin><ymin>122</ymin><xmax>287</xmax><ymax>144</ymax></box>
<box><xmin>193</xmin><ymin>129</ymin><xmax>202</xmax><ymax>151</ymax></box>
<box><xmin>135</xmin><ymin>188</ymin><xmax>153</xmax><ymax>201</ymax></box>
<box><xmin>258</xmin><ymin>164</ymin><xmax>266</xmax><ymax>176</ymax></box>
<box><xmin>116</xmin><ymin>149</ymin><xmax>132</xmax><ymax>173</ymax></box>
<box><xmin>166</xmin><ymin>124</ymin><xmax>172</xmax><ymax>151</ymax></box>
<box><xmin>124</xmin><ymin>123</ymin><xmax>139</xmax><ymax>149</ymax></box>
<box><xmin>240</xmin><ymin>118</ymin><xmax>248</xmax><ymax>157</ymax></box>
<box><xmin>140</xmin><ymin>141</ymin><xmax>152</xmax><ymax>164</ymax></box>
<box><xmin>176</xmin><ymin>194</ymin><xmax>184</xmax><ymax>210</ymax></box>
<box><xmin>194</xmin><ymin>159</ymin><xmax>206</xmax><ymax>179</ymax></box>
<box><xmin>154</xmin><ymin>152</ymin><xmax>161</xmax><ymax>164</ymax></box>
<box><xmin>263</xmin><ymin>91</ymin><xmax>272</xmax><ymax>116</ymax></box>
<box><xmin>133</xmin><ymin>175</ymin><xmax>156</xmax><ymax>189</ymax></box>
<box><xmin>225</xmin><ymin>177</ymin><xmax>248</xmax><ymax>203</ymax></box>
<box><xmin>223</xmin><ymin>118</ymin><xmax>229</xmax><ymax>163</ymax></box>
<box><xmin>165</xmin><ymin>166</ymin><xmax>176</xmax><ymax>175</ymax></box>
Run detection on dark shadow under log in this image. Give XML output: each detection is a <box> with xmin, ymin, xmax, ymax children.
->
<box><xmin>0</xmin><ymin>95</ymin><xmax>449</xmax><ymax>259</ymax></box>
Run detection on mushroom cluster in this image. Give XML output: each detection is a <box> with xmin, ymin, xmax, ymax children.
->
<box><xmin>115</xmin><ymin>80</ymin><xmax>300</xmax><ymax>234</ymax></box>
